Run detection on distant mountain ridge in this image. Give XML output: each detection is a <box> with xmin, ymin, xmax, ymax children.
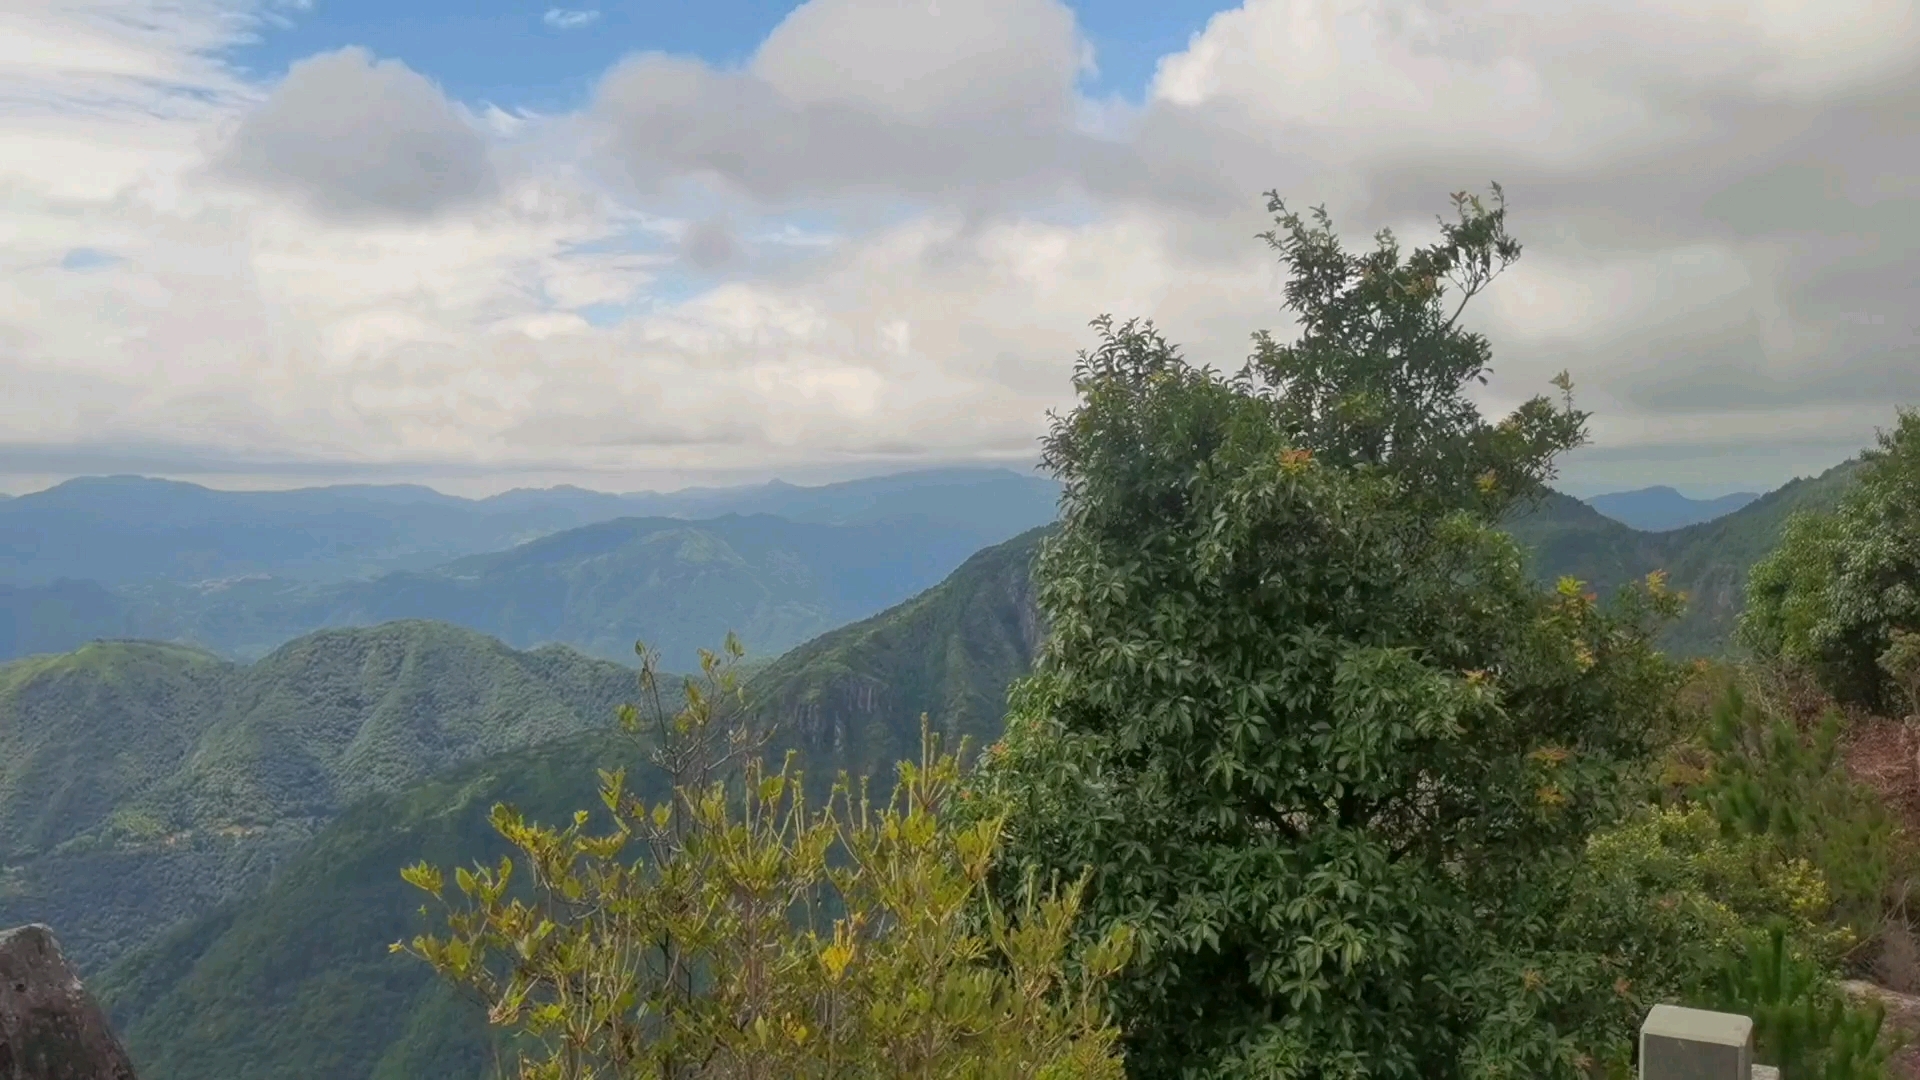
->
<box><xmin>0</xmin><ymin>467</ymin><xmax>1062</xmax><ymax>587</ymax></box>
<box><xmin>1583</xmin><ymin>485</ymin><xmax>1761</xmax><ymax>532</ymax></box>
<box><xmin>0</xmin><ymin>513</ymin><xmax>1019</xmax><ymax>671</ymax></box>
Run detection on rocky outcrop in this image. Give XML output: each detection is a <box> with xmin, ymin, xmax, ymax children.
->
<box><xmin>0</xmin><ymin>925</ymin><xmax>137</xmax><ymax>1079</ymax></box>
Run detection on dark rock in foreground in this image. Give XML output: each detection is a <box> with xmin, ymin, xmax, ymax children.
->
<box><xmin>0</xmin><ymin>925</ymin><xmax>137</xmax><ymax>1079</ymax></box>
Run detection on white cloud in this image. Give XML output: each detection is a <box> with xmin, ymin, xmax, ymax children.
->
<box><xmin>4</xmin><ymin>0</ymin><xmax>1919</xmax><ymax>497</ymax></box>
<box><xmin>543</xmin><ymin>8</ymin><xmax>601</xmax><ymax>31</ymax></box>
<box><xmin>209</xmin><ymin>46</ymin><xmax>498</xmax><ymax>221</ymax></box>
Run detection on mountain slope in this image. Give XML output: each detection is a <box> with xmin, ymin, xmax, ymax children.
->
<box><xmin>748</xmin><ymin>524</ymin><xmax>1050</xmax><ymax>774</ymax></box>
<box><xmin>96</xmin><ymin>728</ymin><xmax>653</xmax><ymax>1080</ymax></box>
<box><xmin>1584</xmin><ymin>486</ymin><xmax>1760</xmax><ymax>531</ymax></box>
<box><xmin>1642</xmin><ymin>458</ymin><xmax>1864</xmax><ymax>654</ymax></box>
<box><xmin>1501</xmin><ymin>459</ymin><xmax>1863</xmax><ymax>655</ymax></box>
<box><xmin>0</xmin><ymin>622</ymin><xmax>639</xmax><ymax>972</ymax></box>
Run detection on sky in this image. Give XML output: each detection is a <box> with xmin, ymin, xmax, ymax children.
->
<box><xmin>3</xmin><ymin>0</ymin><xmax>1917</xmax><ymax>499</ymax></box>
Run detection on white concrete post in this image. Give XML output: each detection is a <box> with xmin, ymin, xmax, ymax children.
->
<box><xmin>1639</xmin><ymin>1004</ymin><xmax>1755</xmax><ymax>1079</ymax></box>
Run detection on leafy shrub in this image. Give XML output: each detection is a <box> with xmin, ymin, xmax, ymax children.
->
<box><xmin>395</xmin><ymin>638</ymin><xmax>1132</xmax><ymax>1079</ymax></box>
<box><xmin>1743</xmin><ymin>410</ymin><xmax>1920</xmax><ymax>709</ymax></box>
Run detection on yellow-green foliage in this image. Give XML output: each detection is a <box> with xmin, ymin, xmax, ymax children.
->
<box><xmin>395</xmin><ymin>638</ymin><xmax>1131</xmax><ymax>1080</ymax></box>
<box><xmin>1583</xmin><ymin>806</ymin><xmax>1849</xmax><ymax>965</ymax></box>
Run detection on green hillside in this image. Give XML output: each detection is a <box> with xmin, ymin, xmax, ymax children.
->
<box><xmin>748</xmin><ymin>524</ymin><xmax>1050</xmax><ymax>773</ymax></box>
<box><xmin>0</xmin><ymin>622</ymin><xmax>638</xmax><ymax>972</ymax></box>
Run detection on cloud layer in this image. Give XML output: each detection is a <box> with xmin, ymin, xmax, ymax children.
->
<box><xmin>3</xmin><ymin>0</ymin><xmax>1917</xmax><ymax>496</ymax></box>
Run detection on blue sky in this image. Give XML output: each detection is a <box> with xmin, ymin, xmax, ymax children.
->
<box><xmin>230</xmin><ymin>0</ymin><xmax>1228</xmax><ymax>116</ymax></box>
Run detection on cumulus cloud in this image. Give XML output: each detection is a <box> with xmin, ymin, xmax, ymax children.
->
<box><xmin>753</xmin><ymin>0</ymin><xmax>1086</xmax><ymax>125</ymax></box>
<box><xmin>5</xmin><ymin>0</ymin><xmax>1920</xmax><ymax>497</ymax></box>
<box><xmin>585</xmin><ymin>0</ymin><xmax>1155</xmax><ymax>207</ymax></box>
<box><xmin>210</xmin><ymin>46</ymin><xmax>498</xmax><ymax>221</ymax></box>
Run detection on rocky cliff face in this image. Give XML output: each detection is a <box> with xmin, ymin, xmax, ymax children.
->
<box><xmin>0</xmin><ymin>924</ymin><xmax>138</xmax><ymax>1079</ymax></box>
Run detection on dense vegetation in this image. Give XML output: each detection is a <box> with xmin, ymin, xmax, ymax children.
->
<box><xmin>974</xmin><ymin>187</ymin><xmax>1695</xmax><ymax>1077</ymax></box>
<box><xmin>1743</xmin><ymin>410</ymin><xmax>1920</xmax><ymax>711</ymax></box>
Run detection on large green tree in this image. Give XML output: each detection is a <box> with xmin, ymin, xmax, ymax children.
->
<box><xmin>974</xmin><ymin>188</ymin><xmax>1685</xmax><ymax>1078</ymax></box>
<box><xmin>1743</xmin><ymin>409</ymin><xmax>1920</xmax><ymax>710</ymax></box>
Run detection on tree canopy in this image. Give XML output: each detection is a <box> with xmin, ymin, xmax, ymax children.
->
<box><xmin>1743</xmin><ymin>409</ymin><xmax>1920</xmax><ymax>710</ymax></box>
<box><xmin>973</xmin><ymin>187</ymin><xmax>1689</xmax><ymax>1078</ymax></box>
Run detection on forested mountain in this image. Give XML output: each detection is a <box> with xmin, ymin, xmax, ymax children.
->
<box><xmin>1583</xmin><ymin>485</ymin><xmax>1759</xmax><ymax>531</ymax></box>
<box><xmin>747</xmin><ymin>524</ymin><xmax>1050</xmax><ymax>774</ymax></box>
<box><xmin>1</xmin><ymin>512</ymin><xmax>1022</xmax><ymax>670</ymax></box>
<box><xmin>0</xmin><ymin>622</ymin><xmax>639</xmax><ymax>972</ymax></box>
<box><xmin>0</xmin><ymin>467</ymin><xmax>1060</xmax><ymax>587</ymax></box>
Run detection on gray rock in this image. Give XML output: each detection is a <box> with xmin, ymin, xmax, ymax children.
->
<box><xmin>0</xmin><ymin>925</ymin><xmax>138</xmax><ymax>1079</ymax></box>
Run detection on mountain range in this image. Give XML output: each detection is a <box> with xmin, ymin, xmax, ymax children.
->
<box><xmin>0</xmin><ymin>468</ymin><xmax>1062</xmax><ymax>670</ymax></box>
<box><xmin>0</xmin><ymin>467</ymin><xmax>1063</xmax><ymax>587</ymax></box>
<box><xmin>0</xmin><ymin>457</ymin><xmax>1874</xmax><ymax>1079</ymax></box>
<box><xmin>13</xmin><ymin>514</ymin><xmax>1003</xmax><ymax>672</ymax></box>
<box><xmin>1582</xmin><ymin>485</ymin><xmax>1762</xmax><ymax>532</ymax></box>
